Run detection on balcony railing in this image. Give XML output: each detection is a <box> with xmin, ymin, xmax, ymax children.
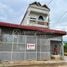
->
<box><xmin>29</xmin><ymin>19</ymin><xmax>49</xmax><ymax>28</ymax></box>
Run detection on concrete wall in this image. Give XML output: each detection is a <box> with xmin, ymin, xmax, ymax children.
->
<box><xmin>0</xmin><ymin>28</ymin><xmax>64</xmax><ymax>61</ymax></box>
<box><xmin>21</xmin><ymin>5</ymin><xmax>49</xmax><ymax>28</ymax></box>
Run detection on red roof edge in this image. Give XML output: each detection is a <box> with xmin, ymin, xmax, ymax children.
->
<box><xmin>0</xmin><ymin>22</ymin><xmax>66</xmax><ymax>35</ymax></box>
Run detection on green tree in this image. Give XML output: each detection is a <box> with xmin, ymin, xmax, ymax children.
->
<box><xmin>64</xmin><ymin>43</ymin><xmax>67</xmax><ymax>52</ymax></box>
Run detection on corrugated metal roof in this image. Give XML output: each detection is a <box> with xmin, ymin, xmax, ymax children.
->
<box><xmin>0</xmin><ymin>22</ymin><xmax>66</xmax><ymax>35</ymax></box>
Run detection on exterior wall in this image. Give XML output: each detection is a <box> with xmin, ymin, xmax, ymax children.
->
<box><xmin>0</xmin><ymin>35</ymin><xmax>50</xmax><ymax>61</ymax></box>
<box><xmin>22</xmin><ymin>10</ymin><xmax>30</xmax><ymax>25</ymax></box>
<box><xmin>0</xmin><ymin>27</ymin><xmax>64</xmax><ymax>61</ymax></box>
<box><xmin>0</xmin><ymin>28</ymin><xmax>51</xmax><ymax>61</ymax></box>
<box><xmin>29</xmin><ymin>5</ymin><xmax>49</xmax><ymax>14</ymax></box>
<box><xmin>28</xmin><ymin>12</ymin><xmax>49</xmax><ymax>28</ymax></box>
<box><xmin>49</xmin><ymin>36</ymin><xmax>64</xmax><ymax>59</ymax></box>
<box><xmin>21</xmin><ymin>4</ymin><xmax>50</xmax><ymax>28</ymax></box>
<box><xmin>37</xmin><ymin>36</ymin><xmax>50</xmax><ymax>60</ymax></box>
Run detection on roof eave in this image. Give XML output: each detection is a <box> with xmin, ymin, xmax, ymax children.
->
<box><xmin>0</xmin><ymin>22</ymin><xmax>66</xmax><ymax>36</ymax></box>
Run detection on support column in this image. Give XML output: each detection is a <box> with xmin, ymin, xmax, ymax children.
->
<box><xmin>61</xmin><ymin>37</ymin><xmax>64</xmax><ymax>60</ymax></box>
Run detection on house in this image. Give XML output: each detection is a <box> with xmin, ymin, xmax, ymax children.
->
<box><xmin>0</xmin><ymin>2</ymin><xmax>66</xmax><ymax>61</ymax></box>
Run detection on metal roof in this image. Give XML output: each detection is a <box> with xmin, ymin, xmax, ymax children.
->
<box><xmin>0</xmin><ymin>22</ymin><xmax>66</xmax><ymax>35</ymax></box>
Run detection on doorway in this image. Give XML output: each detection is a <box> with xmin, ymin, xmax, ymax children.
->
<box><xmin>50</xmin><ymin>41</ymin><xmax>61</xmax><ymax>55</ymax></box>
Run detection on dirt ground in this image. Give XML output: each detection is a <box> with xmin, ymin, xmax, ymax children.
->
<box><xmin>64</xmin><ymin>56</ymin><xmax>67</xmax><ymax>61</ymax></box>
<box><xmin>0</xmin><ymin>60</ymin><xmax>67</xmax><ymax>67</ymax></box>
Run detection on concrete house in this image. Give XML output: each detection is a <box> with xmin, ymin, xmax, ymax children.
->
<box><xmin>0</xmin><ymin>2</ymin><xmax>66</xmax><ymax>61</ymax></box>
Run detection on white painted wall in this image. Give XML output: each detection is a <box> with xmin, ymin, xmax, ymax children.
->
<box><xmin>21</xmin><ymin>4</ymin><xmax>50</xmax><ymax>28</ymax></box>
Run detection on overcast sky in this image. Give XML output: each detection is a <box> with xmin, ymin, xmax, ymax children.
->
<box><xmin>0</xmin><ymin>0</ymin><xmax>67</xmax><ymax>41</ymax></box>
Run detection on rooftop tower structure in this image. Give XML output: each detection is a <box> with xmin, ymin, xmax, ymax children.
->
<box><xmin>21</xmin><ymin>2</ymin><xmax>50</xmax><ymax>28</ymax></box>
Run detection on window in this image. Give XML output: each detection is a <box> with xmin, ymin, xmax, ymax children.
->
<box><xmin>38</xmin><ymin>16</ymin><xmax>44</xmax><ymax>21</ymax></box>
<box><xmin>44</xmin><ymin>16</ymin><xmax>48</xmax><ymax>22</ymax></box>
<box><xmin>30</xmin><ymin>17</ymin><xmax>36</xmax><ymax>24</ymax></box>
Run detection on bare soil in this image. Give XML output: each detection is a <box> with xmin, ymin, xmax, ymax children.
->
<box><xmin>0</xmin><ymin>60</ymin><xmax>67</xmax><ymax>67</ymax></box>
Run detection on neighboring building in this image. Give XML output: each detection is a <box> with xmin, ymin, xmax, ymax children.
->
<box><xmin>0</xmin><ymin>2</ymin><xmax>66</xmax><ymax>61</ymax></box>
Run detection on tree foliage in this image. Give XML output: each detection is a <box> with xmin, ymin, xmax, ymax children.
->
<box><xmin>64</xmin><ymin>43</ymin><xmax>67</xmax><ymax>52</ymax></box>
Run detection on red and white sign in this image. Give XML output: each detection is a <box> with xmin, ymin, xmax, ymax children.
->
<box><xmin>27</xmin><ymin>43</ymin><xmax>35</xmax><ymax>50</ymax></box>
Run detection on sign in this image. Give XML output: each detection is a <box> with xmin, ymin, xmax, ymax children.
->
<box><xmin>27</xmin><ymin>43</ymin><xmax>35</xmax><ymax>50</ymax></box>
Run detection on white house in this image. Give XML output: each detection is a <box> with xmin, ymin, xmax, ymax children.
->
<box><xmin>0</xmin><ymin>2</ymin><xmax>66</xmax><ymax>61</ymax></box>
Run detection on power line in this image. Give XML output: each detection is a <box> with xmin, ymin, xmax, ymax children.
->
<box><xmin>48</xmin><ymin>0</ymin><xmax>54</xmax><ymax>5</ymax></box>
<box><xmin>48</xmin><ymin>0</ymin><xmax>57</xmax><ymax>19</ymax></box>
<box><xmin>56</xmin><ymin>11</ymin><xmax>67</xmax><ymax>23</ymax></box>
<box><xmin>51</xmin><ymin>11</ymin><xmax>67</xmax><ymax>26</ymax></box>
<box><xmin>47</xmin><ymin>0</ymin><xmax>67</xmax><ymax>30</ymax></box>
<box><xmin>51</xmin><ymin>12</ymin><xmax>67</xmax><ymax>23</ymax></box>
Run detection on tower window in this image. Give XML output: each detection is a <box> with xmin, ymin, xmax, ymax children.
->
<box><xmin>38</xmin><ymin>16</ymin><xmax>44</xmax><ymax>21</ymax></box>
